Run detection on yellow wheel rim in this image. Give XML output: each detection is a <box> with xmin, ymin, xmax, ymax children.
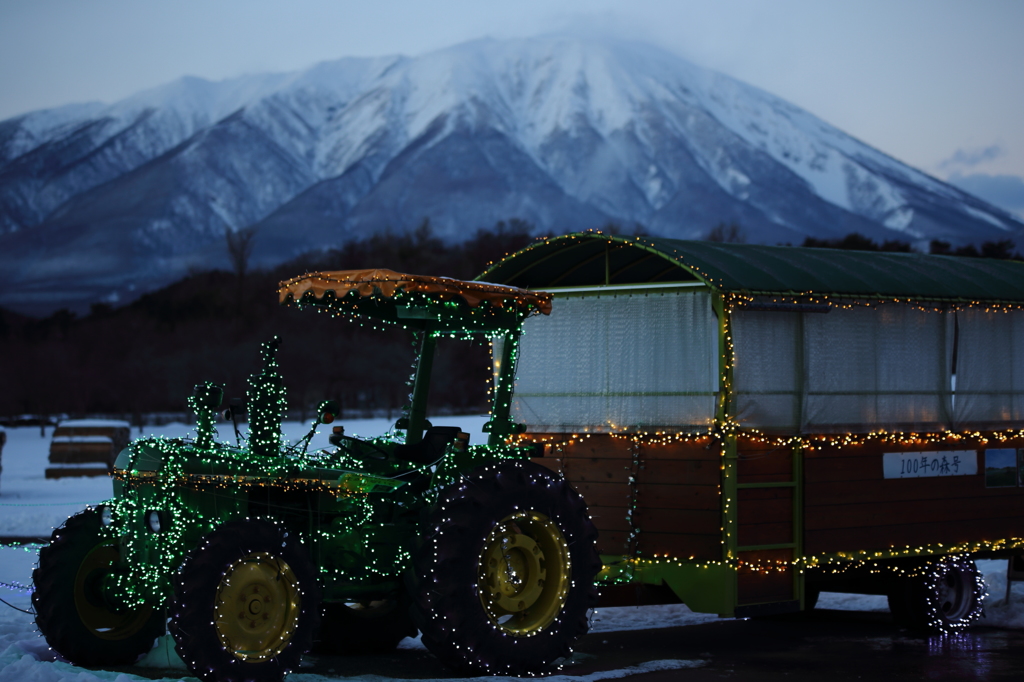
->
<box><xmin>477</xmin><ymin>511</ymin><xmax>571</xmax><ymax>636</ymax></box>
<box><xmin>73</xmin><ymin>543</ymin><xmax>153</xmax><ymax>641</ymax></box>
<box><xmin>213</xmin><ymin>552</ymin><xmax>302</xmax><ymax>661</ymax></box>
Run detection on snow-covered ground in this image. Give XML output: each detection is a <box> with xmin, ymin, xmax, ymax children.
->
<box><xmin>0</xmin><ymin>418</ymin><xmax>489</xmax><ymax>537</ymax></box>
<box><xmin>0</xmin><ymin>422</ymin><xmax>1021</xmax><ymax>681</ymax></box>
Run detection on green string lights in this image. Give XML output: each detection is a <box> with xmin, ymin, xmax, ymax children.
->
<box><xmin>248</xmin><ymin>337</ymin><xmax>286</xmax><ymax>462</ymax></box>
<box><xmin>31</xmin><ymin>268</ymin><xmax>582</xmax><ymax>679</ymax></box>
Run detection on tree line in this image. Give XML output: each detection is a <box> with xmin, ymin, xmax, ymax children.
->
<box><xmin>0</xmin><ymin>220</ymin><xmax>534</xmax><ymax>423</ymax></box>
<box><xmin>708</xmin><ymin>221</ymin><xmax>1022</xmax><ymax>260</ymax></box>
<box><xmin>801</xmin><ymin>233</ymin><xmax>1022</xmax><ymax>259</ymax></box>
<box><xmin>1</xmin><ymin>220</ymin><xmax>1018</xmax><ymax>422</ymax></box>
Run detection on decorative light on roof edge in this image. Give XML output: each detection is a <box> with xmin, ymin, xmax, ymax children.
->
<box><xmin>279</xmin><ymin>268</ymin><xmax>552</xmax><ymax>315</ymax></box>
<box><xmin>484</xmin><ymin>232</ymin><xmax>1024</xmax><ymax>305</ymax></box>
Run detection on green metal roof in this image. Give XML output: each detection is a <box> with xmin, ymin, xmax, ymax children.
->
<box><xmin>478</xmin><ymin>232</ymin><xmax>1024</xmax><ymax>302</ymax></box>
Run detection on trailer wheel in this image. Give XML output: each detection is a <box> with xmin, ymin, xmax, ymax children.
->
<box><xmin>903</xmin><ymin>556</ymin><xmax>986</xmax><ymax>633</ymax></box>
<box><xmin>32</xmin><ymin>508</ymin><xmax>164</xmax><ymax>666</ymax></box>
<box><xmin>408</xmin><ymin>460</ymin><xmax>600</xmax><ymax>675</ymax></box>
<box><xmin>312</xmin><ymin>598</ymin><xmax>416</xmax><ymax>654</ymax></box>
<box><xmin>169</xmin><ymin>519</ymin><xmax>321</xmax><ymax>682</ymax></box>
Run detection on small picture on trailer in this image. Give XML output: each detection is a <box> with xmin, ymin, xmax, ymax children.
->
<box><xmin>984</xmin><ymin>449</ymin><xmax>1019</xmax><ymax>488</ymax></box>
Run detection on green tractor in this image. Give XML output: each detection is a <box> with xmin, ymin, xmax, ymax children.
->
<box><xmin>32</xmin><ymin>269</ymin><xmax>600</xmax><ymax>681</ymax></box>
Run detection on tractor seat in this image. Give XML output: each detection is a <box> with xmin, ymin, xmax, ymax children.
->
<box><xmin>394</xmin><ymin>426</ymin><xmax>463</xmax><ymax>464</ymax></box>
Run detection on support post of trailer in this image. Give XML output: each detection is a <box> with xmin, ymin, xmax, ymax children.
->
<box><xmin>1006</xmin><ymin>555</ymin><xmax>1024</xmax><ymax>603</ymax></box>
<box><xmin>714</xmin><ymin>292</ymin><xmax>739</xmax><ymax>615</ymax></box>
<box><xmin>793</xmin><ymin>443</ymin><xmax>806</xmax><ymax>608</ymax></box>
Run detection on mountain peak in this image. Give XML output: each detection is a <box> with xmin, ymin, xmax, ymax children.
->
<box><xmin>0</xmin><ymin>35</ymin><xmax>1020</xmax><ymax>316</ymax></box>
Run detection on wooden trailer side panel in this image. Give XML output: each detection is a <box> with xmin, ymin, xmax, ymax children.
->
<box><xmin>531</xmin><ymin>434</ymin><xmax>722</xmax><ymax>560</ymax></box>
<box><xmin>804</xmin><ymin>439</ymin><xmax>1024</xmax><ymax>556</ymax></box>
<box><xmin>737</xmin><ymin>442</ymin><xmax>796</xmax><ymax>548</ymax></box>
<box><xmin>735</xmin><ymin>439</ymin><xmax>800</xmax><ymax>605</ymax></box>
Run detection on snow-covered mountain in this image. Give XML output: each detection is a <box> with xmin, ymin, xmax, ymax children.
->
<box><xmin>1</xmin><ymin>35</ymin><xmax>1020</xmax><ymax>316</ymax></box>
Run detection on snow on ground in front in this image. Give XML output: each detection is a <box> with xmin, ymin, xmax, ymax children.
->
<box><xmin>1</xmin><ymin>422</ymin><xmax>1022</xmax><ymax>681</ymax></box>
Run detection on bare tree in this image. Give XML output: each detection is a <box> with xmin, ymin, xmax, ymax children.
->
<box><xmin>226</xmin><ymin>227</ymin><xmax>257</xmax><ymax>279</ymax></box>
<box><xmin>226</xmin><ymin>227</ymin><xmax>257</xmax><ymax>310</ymax></box>
<box><xmin>706</xmin><ymin>222</ymin><xmax>746</xmax><ymax>243</ymax></box>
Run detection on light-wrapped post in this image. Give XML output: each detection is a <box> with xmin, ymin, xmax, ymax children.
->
<box><xmin>486</xmin><ymin>329</ymin><xmax>521</xmax><ymax>446</ymax></box>
<box><xmin>188</xmin><ymin>382</ymin><xmax>223</xmax><ymax>450</ymax></box>
<box><xmin>406</xmin><ymin>333</ymin><xmax>436</xmax><ymax>445</ymax></box>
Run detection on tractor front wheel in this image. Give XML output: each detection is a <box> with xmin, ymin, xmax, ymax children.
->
<box><xmin>168</xmin><ymin>519</ymin><xmax>321</xmax><ymax>682</ymax></box>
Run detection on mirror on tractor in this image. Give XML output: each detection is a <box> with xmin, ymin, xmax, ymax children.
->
<box><xmin>294</xmin><ymin>399</ymin><xmax>342</xmax><ymax>455</ymax></box>
<box><xmin>319</xmin><ymin>399</ymin><xmax>339</xmax><ymax>424</ymax></box>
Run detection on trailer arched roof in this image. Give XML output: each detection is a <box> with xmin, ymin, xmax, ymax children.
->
<box><xmin>478</xmin><ymin>232</ymin><xmax>1024</xmax><ymax>302</ymax></box>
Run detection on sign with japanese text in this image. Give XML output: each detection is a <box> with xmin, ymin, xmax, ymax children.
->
<box><xmin>882</xmin><ymin>450</ymin><xmax>978</xmax><ymax>479</ymax></box>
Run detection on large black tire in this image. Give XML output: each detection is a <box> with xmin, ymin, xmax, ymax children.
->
<box><xmin>312</xmin><ymin>597</ymin><xmax>417</xmax><ymax>655</ymax></box>
<box><xmin>32</xmin><ymin>508</ymin><xmax>165</xmax><ymax>666</ymax></box>
<box><xmin>407</xmin><ymin>460</ymin><xmax>600</xmax><ymax>675</ymax></box>
<box><xmin>168</xmin><ymin>519</ymin><xmax>321</xmax><ymax>682</ymax></box>
<box><xmin>898</xmin><ymin>556</ymin><xmax>986</xmax><ymax>633</ymax></box>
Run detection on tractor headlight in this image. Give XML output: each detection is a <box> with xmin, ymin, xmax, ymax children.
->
<box><xmin>99</xmin><ymin>506</ymin><xmax>113</xmax><ymax>526</ymax></box>
<box><xmin>146</xmin><ymin>510</ymin><xmax>165</xmax><ymax>533</ymax></box>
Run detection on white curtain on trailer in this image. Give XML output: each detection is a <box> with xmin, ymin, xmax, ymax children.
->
<box><xmin>954</xmin><ymin>308</ymin><xmax>1024</xmax><ymax>429</ymax></box>
<box><xmin>512</xmin><ymin>290</ymin><xmax>719</xmax><ymax>432</ymax></box>
<box><xmin>732</xmin><ymin>304</ymin><xmax>955</xmax><ymax>433</ymax></box>
<box><xmin>801</xmin><ymin>306</ymin><xmax>953</xmax><ymax>432</ymax></box>
<box><xmin>730</xmin><ymin>310</ymin><xmax>802</xmax><ymax>431</ymax></box>
<box><xmin>513</xmin><ymin>294</ymin><xmax>1023</xmax><ymax>436</ymax></box>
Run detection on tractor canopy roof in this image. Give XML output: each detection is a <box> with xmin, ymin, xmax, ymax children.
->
<box><xmin>479</xmin><ymin>232</ymin><xmax>1024</xmax><ymax>303</ymax></box>
<box><xmin>279</xmin><ymin>268</ymin><xmax>552</xmax><ymax>335</ymax></box>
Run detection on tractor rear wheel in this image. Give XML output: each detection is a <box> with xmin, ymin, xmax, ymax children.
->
<box><xmin>407</xmin><ymin>460</ymin><xmax>600</xmax><ymax>675</ymax></box>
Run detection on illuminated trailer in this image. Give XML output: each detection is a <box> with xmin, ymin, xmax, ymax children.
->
<box><xmin>481</xmin><ymin>232</ymin><xmax>1024</xmax><ymax>631</ymax></box>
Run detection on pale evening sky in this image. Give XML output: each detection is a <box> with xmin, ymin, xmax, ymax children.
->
<box><xmin>1</xmin><ymin>0</ymin><xmax>1022</xmax><ymax>215</ymax></box>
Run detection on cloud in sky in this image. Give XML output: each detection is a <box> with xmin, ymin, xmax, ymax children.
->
<box><xmin>948</xmin><ymin>172</ymin><xmax>1024</xmax><ymax>220</ymax></box>
<box><xmin>939</xmin><ymin>145</ymin><xmax>1005</xmax><ymax>173</ymax></box>
<box><xmin>939</xmin><ymin>144</ymin><xmax>1024</xmax><ymax>218</ymax></box>
<box><xmin>1</xmin><ymin>0</ymin><xmax>1023</xmax><ymax>178</ymax></box>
